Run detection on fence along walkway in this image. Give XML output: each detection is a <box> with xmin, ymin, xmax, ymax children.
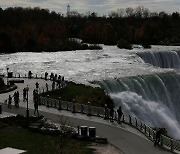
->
<box><xmin>3</xmin><ymin>72</ymin><xmax>180</xmax><ymax>154</ymax></box>
<box><xmin>38</xmin><ymin>88</ymin><xmax>180</xmax><ymax>154</ymax></box>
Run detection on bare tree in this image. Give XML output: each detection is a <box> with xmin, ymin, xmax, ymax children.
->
<box><xmin>135</xmin><ymin>6</ymin><xmax>150</xmax><ymax>18</ymax></box>
<box><xmin>125</xmin><ymin>7</ymin><xmax>134</xmax><ymax>17</ymax></box>
<box><xmin>117</xmin><ymin>8</ymin><xmax>126</xmax><ymax>17</ymax></box>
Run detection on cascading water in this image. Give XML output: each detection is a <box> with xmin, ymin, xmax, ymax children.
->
<box><xmin>1</xmin><ymin>45</ymin><xmax>180</xmax><ymax>140</ymax></box>
<box><xmin>97</xmin><ymin>73</ymin><xmax>180</xmax><ymax>139</ymax></box>
<box><xmin>137</xmin><ymin>50</ymin><xmax>180</xmax><ymax>68</ymax></box>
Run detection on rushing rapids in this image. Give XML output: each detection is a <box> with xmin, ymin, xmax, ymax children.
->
<box><xmin>1</xmin><ymin>45</ymin><xmax>180</xmax><ymax>139</ymax></box>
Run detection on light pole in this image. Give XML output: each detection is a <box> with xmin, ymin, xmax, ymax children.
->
<box><xmin>58</xmin><ymin>97</ymin><xmax>61</xmax><ymax>110</ymax></box>
<box><xmin>72</xmin><ymin>99</ymin><xmax>75</xmax><ymax>113</ymax></box>
<box><xmin>6</xmin><ymin>67</ymin><xmax>9</xmax><ymax>85</ymax></box>
<box><xmin>25</xmin><ymin>85</ymin><xmax>29</xmax><ymax>123</ymax></box>
<box><xmin>87</xmin><ymin>101</ymin><xmax>91</xmax><ymax>116</ymax></box>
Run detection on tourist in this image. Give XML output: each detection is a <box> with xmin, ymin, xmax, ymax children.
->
<box><xmin>23</xmin><ymin>88</ymin><xmax>26</xmax><ymax>101</ymax></box>
<box><xmin>34</xmin><ymin>90</ymin><xmax>39</xmax><ymax>115</ymax></box>
<box><xmin>52</xmin><ymin>81</ymin><xmax>55</xmax><ymax>90</ymax></box>
<box><xmin>45</xmin><ymin>72</ymin><xmax>48</xmax><ymax>80</ymax></box>
<box><xmin>117</xmin><ymin>106</ymin><xmax>123</xmax><ymax>124</ymax></box>
<box><xmin>110</xmin><ymin>107</ymin><xmax>114</xmax><ymax>122</ymax></box>
<box><xmin>16</xmin><ymin>91</ymin><xmax>19</xmax><ymax>100</ymax></box>
<box><xmin>35</xmin><ymin>82</ymin><xmax>39</xmax><ymax>89</ymax></box>
<box><xmin>8</xmin><ymin>95</ymin><xmax>12</xmax><ymax>108</ymax></box>
<box><xmin>28</xmin><ymin>71</ymin><xmax>32</xmax><ymax>79</ymax></box>
<box><xmin>16</xmin><ymin>91</ymin><xmax>19</xmax><ymax>106</ymax></box>
<box><xmin>58</xmin><ymin>75</ymin><xmax>61</xmax><ymax>80</ymax></box>
<box><xmin>13</xmin><ymin>91</ymin><xmax>19</xmax><ymax>108</ymax></box>
<box><xmin>54</xmin><ymin>74</ymin><xmax>57</xmax><ymax>81</ymax></box>
<box><xmin>154</xmin><ymin>128</ymin><xmax>163</xmax><ymax>146</ymax></box>
<box><xmin>46</xmin><ymin>83</ymin><xmax>48</xmax><ymax>92</ymax></box>
<box><xmin>50</xmin><ymin>73</ymin><xmax>54</xmax><ymax>80</ymax></box>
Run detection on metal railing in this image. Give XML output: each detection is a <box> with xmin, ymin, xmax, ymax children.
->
<box><xmin>38</xmin><ymin>93</ymin><xmax>180</xmax><ymax>154</ymax></box>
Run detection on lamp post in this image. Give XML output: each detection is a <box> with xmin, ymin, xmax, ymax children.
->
<box><xmin>87</xmin><ymin>101</ymin><xmax>91</xmax><ymax>116</ymax></box>
<box><xmin>6</xmin><ymin>67</ymin><xmax>9</xmax><ymax>85</ymax></box>
<box><xmin>58</xmin><ymin>97</ymin><xmax>61</xmax><ymax>110</ymax></box>
<box><xmin>72</xmin><ymin>99</ymin><xmax>75</xmax><ymax>113</ymax></box>
<box><xmin>25</xmin><ymin>85</ymin><xmax>29</xmax><ymax>124</ymax></box>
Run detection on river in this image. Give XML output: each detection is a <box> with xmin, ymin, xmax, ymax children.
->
<box><xmin>1</xmin><ymin>44</ymin><xmax>180</xmax><ymax>139</ymax></box>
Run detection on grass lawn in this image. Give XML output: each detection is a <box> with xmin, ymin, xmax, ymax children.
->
<box><xmin>0</xmin><ymin>119</ymin><xmax>94</xmax><ymax>154</ymax></box>
<box><xmin>41</xmin><ymin>81</ymin><xmax>114</xmax><ymax>108</ymax></box>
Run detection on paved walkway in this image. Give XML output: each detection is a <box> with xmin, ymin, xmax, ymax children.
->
<box><xmin>0</xmin><ymin>77</ymin><xmax>171</xmax><ymax>154</ymax></box>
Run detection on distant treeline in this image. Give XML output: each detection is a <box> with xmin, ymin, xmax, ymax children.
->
<box><xmin>0</xmin><ymin>7</ymin><xmax>179</xmax><ymax>53</ymax></box>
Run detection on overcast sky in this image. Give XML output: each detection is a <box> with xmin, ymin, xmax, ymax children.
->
<box><xmin>0</xmin><ymin>0</ymin><xmax>179</xmax><ymax>15</ymax></box>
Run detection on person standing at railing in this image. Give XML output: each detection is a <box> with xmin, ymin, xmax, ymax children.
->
<box><xmin>45</xmin><ymin>72</ymin><xmax>48</xmax><ymax>80</ymax></box>
<box><xmin>8</xmin><ymin>95</ymin><xmax>12</xmax><ymax>108</ymax></box>
<box><xmin>35</xmin><ymin>82</ymin><xmax>39</xmax><ymax>89</ymax></box>
<box><xmin>154</xmin><ymin>128</ymin><xmax>163</xmax><ymax>147</ymax></box>
<box><xmin>33</xmin><ymin>89</ymin><xmax>39</xmax><ymax>115</ymax></box>
<box><xmin>28</xmin><ymin>71</ymin><xmax>32</xmax><ymax>79</ymax></box>
<box><xmin>46</xmin><ymin>83</ymin><xmax>48</xmax><ymax>92</ymax></box>
<box><xmin>52</xmin><ymin>81</ymin><xmax>55</xmax><ymax>90</ymax></box>
<box><xmin>110</xmin><ymin>107</ymin><xmax>114</xmax><ymax>122</ymax></box>
<box><xmin>117</xmin><ymin>106</ymin><xmax>123</xmax><ymax>124</ymax></box>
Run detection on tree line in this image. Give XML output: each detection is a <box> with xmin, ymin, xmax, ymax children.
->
<box><xmin>0</xmin><ymin>6</ymin><xmax>179</xmax><ymax>53</ymax></box>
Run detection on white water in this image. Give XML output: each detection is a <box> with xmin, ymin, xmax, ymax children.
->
<box><xmin>1</xmin><ymin>45</ymin><xmax>180</xmax><ymax>139</ymax></box>
<box><xmin>0</xmin><ymin>45</ymin><xmax>174</xmax><ymax>84</ymax></box>
<box><xmin>98</xmin><ymin>74</ymin><xmax>180</xmax><ymax>139</ymax></box>
<box><xmin>111</xmin><ymin>91</ymin><xmax>180</xmax><ymax>139</ymax></box>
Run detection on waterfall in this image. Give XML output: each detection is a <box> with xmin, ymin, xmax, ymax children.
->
<box><xmin>137</xmin><ymin>50</ymin><xmax>180</xmax><ymax>68</ymax></box>
<box><xmin>97</xmin><ymin>73</ymin><xmax>180</xmax><ymax>139</ymax></box>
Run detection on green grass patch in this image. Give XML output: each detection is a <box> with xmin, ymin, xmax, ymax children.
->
<box><xmin>41</xmin><ymin>81</ymin><xmax>114</xmax><ymax>108</ymax></box>
<box><xmin>0</xmin><ymin>119</ymin><xmax>94</xmax><ymax>154</ymax></box>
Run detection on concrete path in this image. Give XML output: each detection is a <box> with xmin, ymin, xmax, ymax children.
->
<box><xmin>0</xmin><ymin>77</ymin><xmax>171</xmax><ymax>154</ymax></box>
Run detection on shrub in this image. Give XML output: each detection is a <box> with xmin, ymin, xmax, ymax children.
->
<box><xmin>117</xmin><ymin>40</ymin><xmax>132</xmax><ymax>50</ymax></box>
<box><xmin>142</xmin><ymin>43</ymin><xmax>151</xmax><ymax>49</ymax></box>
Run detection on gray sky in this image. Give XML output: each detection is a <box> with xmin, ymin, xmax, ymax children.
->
<box><xmin>0</xmin><ymin>0</ymin><xmax>179</xmax><ymax>15</ymax></box>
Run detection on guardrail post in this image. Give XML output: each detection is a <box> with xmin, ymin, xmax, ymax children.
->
<box><xmin>81</xmin><ymin>104</ymin><xmax>84</xmax><ymax>113</ymax></box>
<box><xmin>170</xmin><ymin>139</ymin><xmax>174</xmax><ymax>152</ymax></box>
<box><xmin>58</xmin><ymin>97</ymin><xmax>61</xmax><ymax>110</ymax></box>
<box><xmin>160</xmin><ymin>135</ymin><xmax>163</xmax><ymax>146</ymax></box>
<box><xmin>122</xmin><ymin>114</ymin><xmax>125</xmax><ymax>122</ymax></box>
<box><xmin>19</xmin><ymin>74</ymin><xmax>20</xmax><ymax>78</ymax></box>
<box><xmin>67</xmin><ymin>102</ymin><xmax>69</xmax><ymax>110</ymax></box>
<box><xmin>148</xmin><ymin>127</ymin><xmax>151</xmax><ymax>137</ymax></box>
<box><xmin>78</xmin><ymin>125</ymin><xmax>80</xmax><ymax>135</ymax></box>
<box><xmin>129</xmin><ymin>115</ymin><xmax>132</xmax><ymax>124</ymax></box>
<box><xmin>135</xmin><ymin>118</ymin><xmax>138</xmax><ymax>127</ymax></box>
<box><xmin>140</xmin><ymin>121</ymin><xmax>143</xmax><ymax>130</ymax></box>
<box><xmin>97</xmin><ymin>108</ymin><xmax>100</xmax><ymax>117</ymax></box>
<box><xmin>47</xmin><ymin>95</ymin><xmax>49</xmax><ymax>107</ymax></box>
<box><xmin>50</xmin><ymin>99</ymin><xmax>52</xmax><ymax>107</ymax></box>
<box><xmin>72</xmin><ymin>102</ymin><xmax>75</xmax><ymax>113</ymax></box>
<box><xmin>54</xmin><ymin>100</ymin><xmax>57</xmax><ymax>108</ymax></box>
<box><xmin>153</xmin><ymin>131</ymin><xmax>156</xmax><ymax>140</ymax></box>
<box><xmin>144</xmin><ymin>124</ymin><xmax>146</xmax><ymax>134</ymax></box>
<box><xmin>87</xmin><ymin>102</ymin><xmax>91</xmax><ymax>116</ymax></box>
